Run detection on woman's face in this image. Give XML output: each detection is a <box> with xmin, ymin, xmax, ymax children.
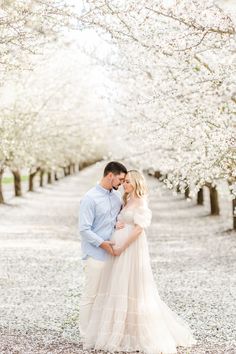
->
<box><xmin>123</xmin><ymin>173</ymin><xmax>134</xmax><ymax>194</ymax></box>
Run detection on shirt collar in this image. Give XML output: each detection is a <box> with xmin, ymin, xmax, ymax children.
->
<box><xmin>96</xmin><ymin>183</ymin><xmax>114</xmax><ymax>194</ymax></box>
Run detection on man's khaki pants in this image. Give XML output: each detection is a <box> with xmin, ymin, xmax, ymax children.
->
<box><xmin>79</xmin><ymin>257</ymin><xmax>105</xmax><ymax>337</ymax></box>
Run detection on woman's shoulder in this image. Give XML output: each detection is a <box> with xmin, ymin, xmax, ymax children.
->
<box><xmin>121</xmin><ymin>196</ymin><xmax>150</xmax><ymax>211</ymax></box>
<box><xmin>135</xmin><ymin>196</ymin><xmax>149</xmax><ymax>208</ymax></box>
<box><xmin>133</xmin><ymin>197</ymin><xmax>152</xmax><ymax>228</ymax></box>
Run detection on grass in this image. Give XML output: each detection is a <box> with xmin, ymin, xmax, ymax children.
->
<box><xmin>2</xmin><ymin>176</ymin><xmax>29</xmax><ymax>184</ymax></box>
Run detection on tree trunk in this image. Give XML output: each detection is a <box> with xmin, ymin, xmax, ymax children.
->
<box><xmin>228</xmin><ymin>181</ymin><xmax>236</xmax><ymax>230</ymax></box>
<box><xmin>176</xmin><ymin>184</ymin><xmax>181</xmax><ymax>193</ymax></box>
<box><xmin>185</xmin><ymin>186</ymin><xmax>190</xmax><ymax>198</ymax></box>
<box><xmin>39</xmin><ymin>169</ymin><xmax>45</xmax><ymax>187</ymax></box>
<box><xmin>47</xmin><ymin>171</ymin><xmax>52</xmax><ymax>184</ymax></box>
<box><xmin>233</xmin><ymin>198</ymin><xmax>236</xmax><ymax>230</ymax></box>
<box><xmin>0</xmin><ymin>169</ymin><xmax>4</xmax><ymax>204</ymax></box>
<box><xmin>67</xmin><ymin>165</ymin><xmax>71</xmax><ymax>175</ymax></box>
<box><xmin>162</xmin><ymin>173</ymin><xmax>167</xmax><ymax>181</ymax></box>
<box><xmin>70</xmin><ymin>163</ymin><xmax>75</xmax><ymax>174</ymax></box>
<box><xmin>54</xmin><ymin>171</ymin><xmax>59</xmax><ymax>181</ymax></box>
<box><xmin>208</xmin><ymin>185</ymin><xmax>220</xmax><ymax>215</ymax></box>
<box><xmin>154</xmin><ymin>171</ymin><xmax>161</xmax><ymax>179</ymax></box>
<box><xmin>69</xmin><ymin>164</ymin><xmax>73</xmax><ymax>175</ymax></box>
<box><xmin>63</xmin><ymin>166</ymin><xmax>70</xmax><ymax>176</ymax></box>
<box><xmin>12</xmin><ymin>169</ymin><xmax>22</xmax><ymax>197</ymax></box>
<box><xmin>197</xmin><ymin>188</ymin><xmax>204</xmax><ymax>205</ymax></box>
<box><xmin>29</xmin><ymin>168</ymin><xmax>40</xmax><ymax>192</ymax></box>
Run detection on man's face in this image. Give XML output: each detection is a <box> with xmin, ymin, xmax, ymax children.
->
<box><xmin>110</xmin><ymin>172</ymin><xmax>126</xmax><ymax>190</ymax></box>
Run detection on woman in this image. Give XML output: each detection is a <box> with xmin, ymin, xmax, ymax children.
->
<box><xmin>82</xmin><ymin>170</ymin><xmax>197</xmax><ymax>354</ymax></box>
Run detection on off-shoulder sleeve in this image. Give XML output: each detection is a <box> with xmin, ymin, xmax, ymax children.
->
<box><xmin>133</xmin><ymin>205</ymin><xmax>152</xmax><ymax>228</ymax></box>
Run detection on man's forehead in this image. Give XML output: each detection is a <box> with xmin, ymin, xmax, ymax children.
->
<box><xmin>117</xmin><ymin>173</ymin><xmax>126</xmax><ymax>179</ymax></box>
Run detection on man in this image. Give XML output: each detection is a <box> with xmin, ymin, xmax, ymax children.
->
<box><xmin>79</xmin><ymin>161</ymin><xmax>127</xmax><ymax>337</ymax></box>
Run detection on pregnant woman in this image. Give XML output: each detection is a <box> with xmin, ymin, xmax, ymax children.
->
<box><xmin>82</xmin><ymin>170</ymin><xmax>197</xmax><ymax>354</ymax></box>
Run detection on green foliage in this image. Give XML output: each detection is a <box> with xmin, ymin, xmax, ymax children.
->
<box><xmin>2</xmin><ymin>175</ymin><xmax>28</xmax><ymax>184</ymax></box>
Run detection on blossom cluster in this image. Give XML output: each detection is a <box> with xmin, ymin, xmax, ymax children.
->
<box><xmin>82</xmin><ymin>0</ymin><xmax>236</xmax><ymax>197</ymax></box>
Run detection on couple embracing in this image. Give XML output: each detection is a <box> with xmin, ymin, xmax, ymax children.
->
<box><xmin>79</xmin><ymin>161</ymin><xmax>196</xmax><ymax>354</ymax></box>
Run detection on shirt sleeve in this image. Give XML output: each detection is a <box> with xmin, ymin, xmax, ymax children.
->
<box><xmin>79</xmin><ymin>195</ymin><xmax>104</xmax><ymax>247</ymax></box>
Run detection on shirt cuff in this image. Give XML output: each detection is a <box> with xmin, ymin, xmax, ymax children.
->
<box><xmin>96</xmin><ymin>238</ymin><xmax>104</xmax><ymax>247</ymax></box>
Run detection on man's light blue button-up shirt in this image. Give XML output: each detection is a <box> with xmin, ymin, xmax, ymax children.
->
<box><xmin>79</xmin><ymin>184</ymin><xmax>122</xmax><ymax>261</ymax></box>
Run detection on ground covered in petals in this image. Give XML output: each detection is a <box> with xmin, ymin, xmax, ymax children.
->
<box><xmin>0</xmin><ymin>163</ymin><xmax>235</xmax><ymax>354</ymax></box>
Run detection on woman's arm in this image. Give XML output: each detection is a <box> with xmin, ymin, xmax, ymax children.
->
<box><xmin>115</xmin><ymin>220</ymin><xmax>125</xmax><ymax>229</ymax></box>
<box><xmin>113</xmin><ymin>224</ymin><xmax>143</xmax><ymax>256</ymax></box>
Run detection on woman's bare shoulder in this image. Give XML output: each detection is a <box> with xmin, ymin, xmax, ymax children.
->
<box><xmin>135</xmin><ymin>197</ymin><xmax>149</xmax><ymax>208</ymax></box>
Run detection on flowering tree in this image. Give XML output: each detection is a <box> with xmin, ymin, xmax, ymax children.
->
<box><xmin>1</xmin><ymin>0</ymin><xmax>235</xmax><ymax>229</ymax></box>
<box><xmin>0</xmin><ymin>0</ymin><xmax>116</xmax><ymax>203</ymax></box>
<box><xmin>0</xmin><ymin>43</ymin><xmax>110</xmax><ymax>202</ymax></box>
<box><xmin>80</xmin><ymin>0</ymin><xmax>236</xmax><ymax>226</ymax></box>
<box><xmin>0</xmin><ymin>0</ymin><xmax>75</xmax><ymax>201</ymax></box>
<box><xmin>0</xmin><ymin>0</ymin><xmax>74</xmax><ymax>78</ymax></box>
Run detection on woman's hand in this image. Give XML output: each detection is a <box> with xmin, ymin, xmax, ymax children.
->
<box><xmin>115</xmin><ymin>221</ymin><xmax>125</xmax><ymax>230</ymax></box>
<box><xmin>112</xmin><ymin>245</ymin><xmax>124</xmax><ymax>256</ymax></box>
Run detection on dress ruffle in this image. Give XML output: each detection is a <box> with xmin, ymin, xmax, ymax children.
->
<box><xmin>133</xmin><ymin>205</ymin><xmax>152</xmax><ymax>228</ymax></box>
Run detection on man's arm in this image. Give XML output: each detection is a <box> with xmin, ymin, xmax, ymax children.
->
<box><xmin>79</xmin><ymin>196</ymin><xmax>114</xmax><ymax>255</ymax></box>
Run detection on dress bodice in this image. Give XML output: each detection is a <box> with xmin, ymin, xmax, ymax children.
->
<box><xmin>118</xmin><ymin>208</ymin><xmax>136</xmax><ymax>225</ymax></box>
<box><xmin>118</xmin><ymin>203</ymin><xmax>152</xmax><ymax>228</ymax></box>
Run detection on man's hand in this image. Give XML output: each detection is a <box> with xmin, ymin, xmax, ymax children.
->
<box><xmin>115</xmin><ymin>221</ymin><xmax>125</xmax><ymax>230</ymax></box>
<box><xmin>100</xmin><ymin>241</ymin><xmax>115</xmax><ymax>256</ymax></box>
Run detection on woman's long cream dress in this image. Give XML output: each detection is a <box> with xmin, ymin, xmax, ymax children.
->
<box><xmin>82</xmin><ymin>202</ymin><xmax>197</xmax><ymax>354</ymax></box>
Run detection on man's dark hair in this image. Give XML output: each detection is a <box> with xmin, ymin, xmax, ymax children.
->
<box><xmin>103</xmin><ymin>161</ymin><xmax>127</xmax><ymax>177</ymax></box>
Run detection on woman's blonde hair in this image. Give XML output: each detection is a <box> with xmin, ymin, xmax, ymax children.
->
<box><xmin>123</xmin><ymin>170</ymin><xmax>148</xmax><ymax>205</ymax></box>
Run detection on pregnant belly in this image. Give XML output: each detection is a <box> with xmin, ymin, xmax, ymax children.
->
<box><xmin>111</xmin><ymin>224</ymin><xmax>134</xmax><ymax>247</ymax></box>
